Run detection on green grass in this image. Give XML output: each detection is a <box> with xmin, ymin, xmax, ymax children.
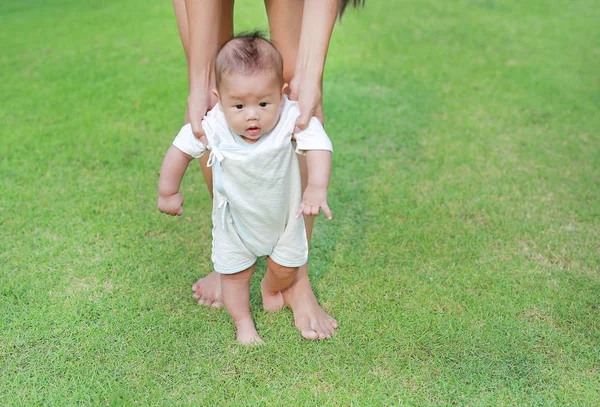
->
<box><xmin>1</xmin><ymin>0</ymin><xmax>599</xmax><ymax>405</ymax></box>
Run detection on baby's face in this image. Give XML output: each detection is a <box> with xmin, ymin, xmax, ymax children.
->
<box><xmin>216</xmin><ymin>72</ymin><xmax>287</xmax><ymax>144</ymax></box>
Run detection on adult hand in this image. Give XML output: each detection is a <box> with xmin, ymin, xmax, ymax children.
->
<box><xmin>187</xmin><ymin>86</ymin><xmax>217</xmax><ymax>146</ymax></box>
<box><xmin>158</xmin><ymin>193</ymin><xmax>184</xmax><ymax>216</ymax></box>
<box><xmin>289</xmin><ymin>75</ymin><xmax>324</xmax><ymax>134</ymax></box>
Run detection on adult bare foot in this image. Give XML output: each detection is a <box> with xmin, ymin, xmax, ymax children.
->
<box><xmin>235</xmin><ymin>319</ymin><xmax>264</xmax><ymax>345</ymax></box>
<box><xmin>260</xmin><ymin>279</ymin><xmax>285</xmax><ymax>312</ymax></box>
<box><xmin>192</xmin><ymin>271</ymin><xmax>223</xmax><ymax>308</ymax></box>
<box><xmin>282</xmin><ymin>271</ymin><xmax>338</xmax><ymax>340</ymax></box>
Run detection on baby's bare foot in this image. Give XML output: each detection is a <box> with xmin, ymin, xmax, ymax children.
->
<box><xmin>235</xmin><ymin>319</ymin><xmax>264</xmax><ymax>345</ymax></box>
<box><xmin>260</xmin><ymin>279</ymin><xmax>285</xmax><ymax>312</ymax></box>
<box><xmin>282</xmin><ymin>277</ymin><xmax>338</xmax><ymax>340</ymax></box>
<box><xmin>192</xmin><ymin>271</ymin><xmax>223</xmax><ymax>308</ymax></box>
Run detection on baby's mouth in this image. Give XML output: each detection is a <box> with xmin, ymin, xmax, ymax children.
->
<box><xmin>246</xmin><ymin>127</ymin><xmax>261</xmax><ymax>136</ymax></box>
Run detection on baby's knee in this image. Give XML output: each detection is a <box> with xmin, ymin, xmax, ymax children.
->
<box><xmin>221</xmin><ymin>264</ymin><xmax>256</xmax><ymax>282</ymax></box>
<box><xmin>267</xmin><ymin>258</ymin><xmax>298</xmax><ymax>276</ymax></box>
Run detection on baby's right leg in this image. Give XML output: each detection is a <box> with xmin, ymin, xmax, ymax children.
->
<box><xmin>221</xmin><ymin>264</ymin><xmax>263</xmax><ymax>345</ymax></box>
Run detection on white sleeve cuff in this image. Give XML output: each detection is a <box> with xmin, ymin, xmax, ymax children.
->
<box><xmin>294</xmin><ymin>117</ymin><xmax>333</xmax><ymax>155</ymax></box>
<box><xmin>172</xmin><ymin>123</ymin><xmax>206</xmax><ymax>158</ymax></box>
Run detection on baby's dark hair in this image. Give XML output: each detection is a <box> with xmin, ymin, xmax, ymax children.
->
<box><xmin>215</xmin><ymin>31</ymin><xmax>283</xmax><ymax>88</ymax></box>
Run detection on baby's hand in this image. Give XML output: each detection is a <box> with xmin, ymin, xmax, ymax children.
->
<box><xmin>296</xmin><ymin>185</ymin><xmax>332</xmax><ymax>220</ymax></box>
<box><xmin>158</xmin><ymin>193</ymin><xmax>184</xmax><ymax>216</ymax></box>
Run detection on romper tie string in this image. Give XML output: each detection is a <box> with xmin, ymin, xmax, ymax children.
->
<box><xmin>206</xmin><ymin>144</ymin><xmax>229</xmax><ymax>230</ymax></box>
<box><xmin>206</xmin><ymin>144</ymin><xmax>224</xmax><ymax>168</ymax></box>
<box><xmin>218</xmin><ymin>199</ymin><xmax>229</xmax><ymax>231</ymax></box>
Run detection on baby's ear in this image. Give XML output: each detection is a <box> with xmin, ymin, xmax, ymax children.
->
<box><xmin>213</xmin><ymin>89</ymin><xmax>223</xmax><ymax>111</ymax></box>
<box><xmin>281</xmin><ymin>83</ymin><xmax>289</xmax><ymax>95</ymax></box>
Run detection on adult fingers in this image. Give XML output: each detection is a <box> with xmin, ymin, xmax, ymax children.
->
<box><xmin>190</xmin><ymin>117</ymin><xmax>206</xmax><ymax>141</ymax></box>
<box><xmin>294</xmin><ymin>111</ymin><xmax>312</xmax><ymax>134</ymax></box>
<box><xmin>314</xmin><ymin>103</ymin><xmax>325</xmax><ymax>126</ymax></box>
<box><xmin>188</xmin><ymin>94</ymin><xmax>210</xmax><ymax>140</ymax></box>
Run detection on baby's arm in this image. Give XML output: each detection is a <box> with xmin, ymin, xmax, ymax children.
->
<box><xmin>296</xmin><ymin>149</ymin><xmax>333</xmax><ymax>220</ymax></box>
<box><xmin>157</xmin><ymin>146</ymin><xmax>194</xmax><ymax>216</ymax></box>
<box><xmin>293</xmin><ymin>116</ymin><xmax>334</xmax><ymax>220</ymax></box>
<box><xmin>158</xmin><ymin>123</ymin><xmax>207</xmax><ymax>215</ymax></box>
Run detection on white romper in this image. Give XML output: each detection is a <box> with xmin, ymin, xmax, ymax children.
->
<box><xmin>172</xmin><ymin>97</ymin><xmax>333</xmax><ymax>274</ymax></box>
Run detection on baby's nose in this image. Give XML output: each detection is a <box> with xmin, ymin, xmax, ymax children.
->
<box><xmin>246</xmin><ymin>108</ymin><xmax>259</xmax><ymax>120</ymax></box>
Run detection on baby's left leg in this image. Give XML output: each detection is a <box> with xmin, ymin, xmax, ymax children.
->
<box><xmin>261</xmin><ymin>257</ymin><xmax>298</xmax><ymax>312</ymax></box>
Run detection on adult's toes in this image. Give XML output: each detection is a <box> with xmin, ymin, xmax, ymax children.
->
<box><xmin>318</xmin><ymin>321</ymin><xmax>334</xmax><ymax>337</ymax></box>
<box><xmin>329</xmin><ymin>318</ymin><xmax>339</xmax><ymax>329</ymax></box>
<box><xmin>319</xmin><ymin>327</ymin><xmax>332</xmax><ymax>339</ymax></box>
<box><xmin>301</xmin><ymin>329</ymin><xmax>320</xmax><ymax>340</ymax></box>
<box><xmin>192</xmin><ymin>281</ymin><xmax>202</xmax><ymax>292</ymax></box>
<box><xmin>211</xmin><ymin>301</ymin><xmax>223</xmax><ymax>309</ymax></box>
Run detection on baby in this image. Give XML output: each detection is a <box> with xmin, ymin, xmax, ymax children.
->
<box><xmin>157</xmin><ymin>32</ymin><xmax>333</xmax><ymax>344</ymax></box>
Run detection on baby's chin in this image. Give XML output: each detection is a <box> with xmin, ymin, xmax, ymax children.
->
<box><xmin>241</xmin><ymin>136</ymin><xmax>260</xmax><ymax>144</ymax></box>
<box><xmin>240</xmin><ymin>132</ymin><xmax>263</xmax><ymax>144</ymax></box>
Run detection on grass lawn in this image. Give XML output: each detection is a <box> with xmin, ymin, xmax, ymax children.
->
<box><xmin>1</xmin><ymin>0</ymin><xmax>599</xmax><ymax>405</ymax></box>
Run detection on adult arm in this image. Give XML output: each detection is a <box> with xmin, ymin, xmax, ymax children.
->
<box><xmin>290</xmin><ymin>0</ymin><xmax>338</xmax><ymax>133</ymax></box>
<box><xmin>184</xmin><ymin>0</ymin><xmax>221</xmax><ymax>143</ymax></box>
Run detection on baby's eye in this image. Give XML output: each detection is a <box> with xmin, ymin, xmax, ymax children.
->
<box><xmin>259</xmin><ymin>102</ymin><xmax>267</xmax><ymax>107</ymax></box>
<box><xmin>235</xmin><ymin>104</ymin><xmax>243</xmax><ymax>110</ymax></box>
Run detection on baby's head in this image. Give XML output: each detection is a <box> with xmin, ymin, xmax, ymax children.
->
<box><xmin>214</xmin><ymin>32</ymin><xmax>288</xmax><ymax>143</ymax></box>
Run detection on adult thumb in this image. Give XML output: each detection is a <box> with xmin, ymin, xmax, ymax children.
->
<box><xmin>191</xmin><ymin>118</ymin><xmax>206</xmax><ymax>141</ymax></box>
<box><xmin>294</xmin><ymin>114</ymin><xmax>310</xmax><ymax>134</ymax></box>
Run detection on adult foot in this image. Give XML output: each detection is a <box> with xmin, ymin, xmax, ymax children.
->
<box><xmin>192</xmin><ymin>271</ymin><xmax>223</xmax><ymax>308</ymax></box>
<box><xmin>260</xmin><ymin>279</ymin><xmax>285</xmax><ymax>312</ymax></box>
<box><xmin>235</xmin><ymin>319</ymin><xmax>264</xmax><ymax>345</ymax></box>
<box><xmin>282</xmin><ymin>277</ymin><xmax>338</xmax><ymax>340</ymax></box>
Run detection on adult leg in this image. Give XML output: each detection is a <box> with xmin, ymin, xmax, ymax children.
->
<box><xmin>173</xmin><ymin>0</ymin><xmax>234</xmax><ymax>307</ymax></box>
<box><xmin>265</xmin><ymin>0</ymin><xmax>338</xmax><ymax>340</ymax></box>
<box><xmin>221</xmin><ymin>264</ymin><xmax>263</xmax><ymax>345</ymax></box>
